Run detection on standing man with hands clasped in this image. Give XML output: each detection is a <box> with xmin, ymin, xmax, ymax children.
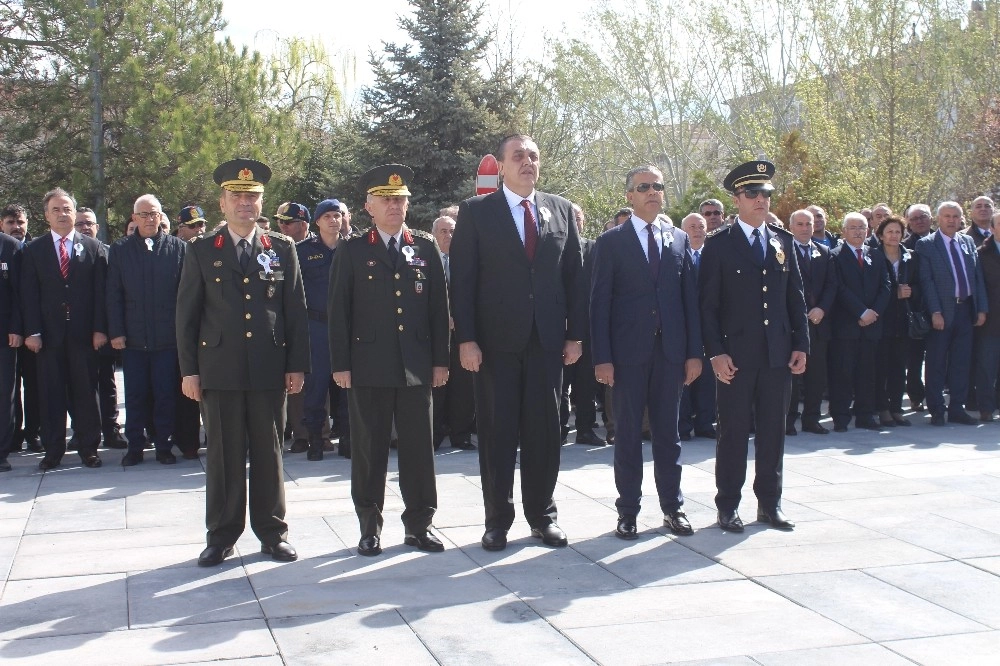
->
<box><xmin>328</xmin><ymin>164</ymin><xmax>450</xmax><ymax>557</ymax></box>
<box><xmin>699</xmin><ymin>161</ymin><xmax>808</xmax><ymax>532</ymax></box>
<box><xmin>590</xmin><ymin>165</ymin><xmax>702</xmax><ymax>540</ymax></box>
<box><xmin>176</xmin><ymin>159</ymin><xmax>310</xmax><ymax>567</ymax></box>
<box><xmin>451</xmin><ymin>134</ymin><xmax>585</xmax><ymax>552</ymax></box>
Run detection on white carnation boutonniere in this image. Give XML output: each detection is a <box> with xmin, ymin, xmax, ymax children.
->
<box><xmin>538</xmin><ymin>206</ymin><xmax>551</xmax><ymax>223</ymax></box>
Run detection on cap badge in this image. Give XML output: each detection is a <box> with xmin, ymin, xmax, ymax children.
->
<box><xmin>757</xmin><ymin>163</ymin><xmax>767</xmax><ymax>173</ymax></box>
<box><xmin>389</xmin><ymin>174</ymin><xmax>403</xmax><ymax>187</ymax></box>
<box><xmin>238</xmin><ymin>168</ymin><xmax>254</xmax><ymax>181</ymax></box>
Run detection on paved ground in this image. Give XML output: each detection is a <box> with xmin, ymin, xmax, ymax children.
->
<box><xmin>2</xmin><ymin>398</ymin><xmax>1000</xmax><ymax>665</ymax></box>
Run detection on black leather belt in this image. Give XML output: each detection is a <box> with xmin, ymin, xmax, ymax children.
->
<box><xmin>955</xmin><ymin>297</ymin><xmax>969</xmax><ymax>304</ymax></box>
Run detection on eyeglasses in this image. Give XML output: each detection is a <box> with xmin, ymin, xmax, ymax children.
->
<box><xmin>739</xmin><ymin>189</ymin><xmax>773</xmax><ymax>199</ymax></box>
<box><xmin>74</xmin><ymin>221</ymin><xmax>96</xmax><ymax>228</ymax></box>
<box><xmin>702</xmin><ymin>210</ymin><xmax>723</xmax><ymax>217</ymax></box>
<box><xmin>136</xmin><ymin>211</ymin><xmax>162</xmax><ymax>220</ymax></box>
<box><xmin>629</xmin><ymin>182</ymin><xmax>665</xmax><ymax>193</ymax></box>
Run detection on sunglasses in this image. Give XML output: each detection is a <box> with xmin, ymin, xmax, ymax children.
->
<box><xmin>630</xmin><ymin>182</ymin><xmax>665</xmax><ymax>193</ymax></box>
<box><xmin>702</xmin><ymin>210</ymin><xmax>723</xmax><ymax>217</ymax></box>
<box><xmin>739</xmin><ymin>189</ymin><xmax>773</xmax><ymax>199</ymax></box>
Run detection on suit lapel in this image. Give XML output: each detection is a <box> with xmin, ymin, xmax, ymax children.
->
<box><xmin>623</xmin><ymin>220</ymin><xmax>655</xmax><ymax>284</ymax></box>
<box><xmin>489</xmin><ymin>190</ymin><xmax>530</xmax><ymax>266</ymax></box>
<box><xmin>366</xmin><ymin>228</ymin><xmax>396</xmax><ymax>271</ymax></box>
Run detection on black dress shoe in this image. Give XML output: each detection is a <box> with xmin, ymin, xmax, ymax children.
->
<box><xmin>531</xmin><ymin>523</ymin><xmax>568</xmax><ymax>547</ymax></box>
<box><xmin>855</xmin><ymin>419</ymin><xmax>881</xmax><ymax>430</ymax></box>
<box><xmin>357</xmin><ymin>535</ymin><xmax>382</xmax><ymax>556</ymax></box>
<box><xmin>833</xmin><ymin>423</ymin><xmax>848</xmax><ymax>433</ymax></box>
<box><xmin>694</xmin><ymin>428</ymin><xmax>717</xmax><ymax>439</ymax></box>
<box><xmin>181</xmin><ymin>450</ymin><xmax>201</xmax><ymax>460</ymax></box>
<box><xmin>948</xmin><ymin>411</ymin><xmax>978</xmax><ymax>425</ymax></box>
<box><xmin>451</xmin><ymin>436</ymin><xmax>476</xmax><ymax>450</ymax></box>
<box><xmin>481</xmin><ymin>528</ymin><xmax>508</xmax><ymax>551</ymax></box>
<box><xmin>121</xmin><ymin>451</ymin><xmax>144</xmax><ymax>467</ymax></box>
<box><xmin>289</xmin><ymin>438</ymin><xmax>308</xmax><ymax>453</ymax></box>
<box><xmin>615</xmin><ymin>515</ymin><xmax>638</xmax><ymax>540</ymax></box>
<box><xmin>404</xmin><ymin>531</ymin><xmax>445</xmax><ymax>552</ymax></box>
<box><xmin>261</xmin><ymin>541</ymin><xmax>298</xmax><ymax>561</ymax></box>
<box><xmin>801</xmin><ymin>422</ymin><xmax>829</xmax><ymax>435</ymax></box>
<box><xmin>912</xmin><ymin>400</ymin><xmax>925</xmax><ymax>412</ymax></box>
<box><xmin>155</xmin><ymin>451</ymin><xmax>177</xmax><ymax>465</ymax></box>
<box><xmin>339</xmin><ymin>439</ymin><xmax>351</xmax><ymax>458</ymax></box>
<box><xmin>785</xmin><ymin>424</ymin><xmax>798</xmax><ymax>436</ymax></box>
<box><xmin>678</xmin><ymin>432</ymin><xmax>692</xmax><ymax>441</ymax></box>
<box><xmin>663</xmin><ymin>510</ymin><xmax>694</xmax><ymax>536</ymax></box>
<box><xmin>605</xmin><ymin>431</ymin><xmax>615</xmax><ymax>446</ymax></box>
<box><xmin>757</xmin><ymin>507</ymin><xmax>795</xmax><ymax>530</ymax></box>
<box><xmin>198</xmin><ymin>545</ymin><xmax>234</xmax><ymax>567</ymax></box>
<box><xmin>81</xmin><ymin>454</ymin><xmax>102</xmax><ymax>468</ymax></box>
<box><xmin>103</xmin><ymin>428</ymin><xmax>128</xmax><ymax>449</ymax></box>
<box><xmin>717</xmin><ymin>511</ymin><xmax>744</xmax><ymax>532</ymax></box>
<box><xmin>26</xmin><ymin>437</ymin><xmax>44</xmax><ymax>453</ymax></box>
<box><xmin>930</xmin><ymin>413</ymin><xmax>946</xmax><ymax>426</ymax></box>
<box><xmin>38</xmin><ymin>457</ymin><xmax>59</xmax><ymax>471</ymax></box>
<box><xmin>891</xmin><ymin>413</ymin><xmax>911</xmax><ymax>426</ymax></box>
<box><xmin>574</xmin><ymin>430</ymin><xmax>605</xmax><ymax>446</ymax></box>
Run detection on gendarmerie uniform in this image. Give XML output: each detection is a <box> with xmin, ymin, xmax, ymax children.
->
<box><xmin>327</xmin><ymin>165</ymin><xmax>449</xmax><ymax>551</ymax></box>
<box><xmin>176</xmin><ymin>159</ymin><xmax>309</xmax><ymax>555</ymax></box>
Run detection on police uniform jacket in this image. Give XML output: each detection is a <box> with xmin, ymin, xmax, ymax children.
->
<box><xmin>106</xmin><ymin>231</ymin><xmax>186</xmax><ymax>350</ymax></box>
<box><xmin>699</xmin><ymin>222</ymin><xmax>809</xmax><ymax>369</ymax></box>
<box><xmin>0</xmin><ymin>232</ymin><xmax>21</xmax><ymax>337</ymax></box>
<box><xmin>295</xmin><ymin>235</ymin><xmax>335</xmax><ymax>316</ymax></box>
<box><xmin>327</xmin><ymin>227</ymin><xmax>449</xmax><ymax>387</ymax></box>
<box><xmin>176</xmin><ymin>228</ymin><xmax>310</xmax><ymax>390</ymax></box>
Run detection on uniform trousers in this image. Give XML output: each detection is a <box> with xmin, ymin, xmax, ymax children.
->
<box><xmin>475</xmin><ymin>326</ymin><xmax>562</xmax><ymax>531</ymax></box>
<box><xmin>714</xmin><ymin>365</ymin><xmax>790</xmax><ymax>513</ymax></box>
<box><xmin>0</xmin><ymin>346</ymin><xmax>16</xmax><ymax>461</ymax></box>
<box><xmin>201</xmin><ymin>389</ymin><xmax>287</xmax><ymax>547</ymax></box>
<box><xmin>788</xmin><ymin>333</ymin><xmax>827</xmax><ymax>425</ymax></box>
<box><xmin>122</xmin><ymin>348</ymin><xmax>177</xmax><ymax>454</ymax></box>
<box><xmin>36</xmin><ymin>337</ymin><xmax>101</xmax><ymax>461</ymax></box>
<box><xmin>613</xmin><ymin>342</ymin><xmax>684</xmax><ymax>517</ymax></box>
<box><xmin>173</xmin><ymin>367</ymin><xmax>203</xmax><ymax>455</ymax></box>
<box><xmin>349</xmin><ymin>384</ymin><xmax>436</xmax><ymax>537</ymax></box>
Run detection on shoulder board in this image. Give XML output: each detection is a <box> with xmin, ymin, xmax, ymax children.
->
<box><xmin>266</xmin><ymin>230</ymin><xmax>292</xmax><ymax>243</ymax></box>
<box><xmin>768</xmin><ymin>223</ymin><xmax>792</xmax><ymax>237</ymax></box>
<box><xmin>705</xmin><ymin>225</ymin><xmax>730</xmax><ymax>240</ymax></box>
<box><xmin>410</xmin><ymin>229</ymin><xmax>435</xmax><ymax>242</ymax></box>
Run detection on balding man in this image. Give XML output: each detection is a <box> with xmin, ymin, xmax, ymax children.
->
<box><xmin>678</xmin><ymin>213</ymin><xmax>715</xmax><ymax>441</ymax></box>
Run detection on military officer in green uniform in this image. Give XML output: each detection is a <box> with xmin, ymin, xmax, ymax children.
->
<box><xmin>328</xmin><ymin>164</ymin><xmax>450</xmax><ymax>557</ymax></box>
<box><xmin>177</xmin><ymin>158</ymin><xmax>310</xmax><ymax>567</ymax></box>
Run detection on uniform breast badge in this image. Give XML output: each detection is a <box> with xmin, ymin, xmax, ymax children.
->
<box><xmin>770</xmin><ymin>237</ymin><xmax>785</xmax><ymax>265</ymax></box>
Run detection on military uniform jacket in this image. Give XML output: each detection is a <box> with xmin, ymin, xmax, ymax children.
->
<box><xmin>327</xmin><ymin>227</ymin><xmax>449</xmax><ymax>387</ymax></box>
<box><xmin>176</xmin><ymin>228</ymin><xmax>310</xmax><ymax>390</ymax></box>
<box><xmin>699</xmin><ymin>222</ymin><xmax>809</xmax><ymax>369</ymax></box>
<box><xmin>0</xmin><ymin>232</ymin><xmax>21</xmax><ymax>337</ymax></box>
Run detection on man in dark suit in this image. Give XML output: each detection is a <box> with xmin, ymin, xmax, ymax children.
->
<box><xmin>328</xmin><ymin>165</ymin><xmax>450</xmax><ymax>556</ymax></box>
<box><xmin>0</xmin><ymin>230</ymin><xmax>22</xmax><ymax>472</ymax></box>
<box><xmin>171</xmin><ymin>205</ymin><xmax>207</xmax><ymax>459</ymax></box>
<box><xmin>1</xmin><ymin>204</ymin><xmax>40</xmax><ymax>454</ymax></box>
<box><xmin>966</xmin><ymin>196</ymin><xmax>995</xmax><ymax>248</ymax></box>
<box><xmin>828</xmin><ymin>213</ymin><xmax>891</xmax><ymax>431</ymax></box>
<box><xmin>177</xmin><ymin>159</ymin><xmax>310</xmax><ymax>566</ymax></box>
<box><xmin>678</xmin><ymin>213</ymin><xmax>716</xmax><ymax>442</ymax></box>
<box><xmin>21</xmin><ymin>188</ymin><xmax>108</xmax><ymax>469</ymax></box>
<box><xmin>916</xmin><ymin>201</ymin><xmax>988</xmax><ymax>425</ymax></box>
<box><xmin>591</xmin><ymin>165</ymin><xmax>702</xmax><ymax>540</ymax></box>
<box><xmin>975</xmin><ymin>211</ymin><xmax>1000</xmax><ymax>421</ymax></box>
<box><xmin>903</xmin><ymin>204</ymin><xmax>933</xmax><ymax>411</ymax></box>
<box><xmin>699</xmin><ymin>161</ymin><xmax>808</xmax><ymax>532</ymax></box>
<box><xmin>786</xmin><ymin>209</ymin><xmax>838</xmax><ymax>435</ymax></box>
<box><xmin>451</xmin><ymin>134</ymin><xmax>585</xmax><ymax>551</ymax></box>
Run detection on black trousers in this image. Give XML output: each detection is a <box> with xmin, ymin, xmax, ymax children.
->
<box><xmin>349</xmin><ymin>384</ymin><xmax>437</xmax><ymax>537</ymax></box>
<box><xmin>714</xmin><ymin>365</ymin><xmax>790</xmax><ymax>513</ymax></box>
<box><xmin>788</xmin><ymin>334</ymin><xmax>828</xmax><ymax>425</ymax></box>
<box><xmin>13</xmin><ymin>346</ymin><xmax>40</xmax><ymax>446</ymax></box>
<box><xmin>875</xmin><ymin>336</ymin><xmax>909</xmax><ymax>413</ymax></box>
<box><xmin>829</xmin><ymin>337</ymin><xmax>878</xmax><ymax>425</ymax></box>
<box><xmin>0</xmin><ymin>345</ymin><xmax>15</xmax><ymax>461</ymax></box>
<box><xmin>433</xmin><ymin>341</ymin><xmax>476</xmax><ymax>442</ymax></box>
<box><xmin>679</xmin><ymin>357</ymin><xmax>716</xmax><ymax>435</ymax></box>
<box><xmin>201</xmin><ymin>389</ymin><xmax>287</xmax><ymax>547</ymax></box>
<box><xmin>173</xmin><ymin>365</ymin><xmax>203</xmax><ymax>455</ymax></box>
<box><xmin>36</xmin><ymin>338</ymin><xmax>101</xmax><ymax>461</ymax></box>
<box><xmin>475</xmin><ymin>327</ymin><xmax>562</xmax><ymax>531</ymax></box>
<box><xmin>906</xmin><ymin>337</ymin><xmax>927</xmax><ymax>405</ymax></box>
<box><xmin>97</xmin><ymin>351</ymin><xmax>120</xmax><ymax>434</ymax></box>
<box><xmin>560</xmin><ymin>341</ymin><xmax>598</xmax><ymax>435</ymax></box>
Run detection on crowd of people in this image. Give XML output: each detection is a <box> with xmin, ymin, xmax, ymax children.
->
<box><xmin>0</xmin><ymin>133</ymin><xmax>997</xmax><ymax>565</ymax></box>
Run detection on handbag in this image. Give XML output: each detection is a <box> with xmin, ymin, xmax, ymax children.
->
<box><xmin>904</xmin><ymin>300</ymin><xmax>930</xmax><ymax>339</ymax></box>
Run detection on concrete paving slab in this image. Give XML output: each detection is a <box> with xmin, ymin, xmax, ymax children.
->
<box><xmin>859</xmin><ymin>513</ymin><xmax>1000</xmax><ymax>559</ymax></box>
<box><xmin>571</xmin><ymin>534</ymin><xmax>740</xmax><ymax>587</ymax></box>
<box><xmin>886</xmin><ymin>630</ymin><xmax>1000</xmax><ymax>666</ymax></box>
<box><xmin>269</xmin><ymin>610</ymin><xmax>437</xmax><ymax>665</ymax></box>
<box><xmin>965</xmin><ymin>555</ymin><xmax>1000</xmax><ymax>576</ymax></box>
<box><xmin>751</xmin><ymin>642</ymin><xmax>915</xmax><ymax>665</ymax></box>
<box><xmin>24</xmin><ymin>496</ymin><xmax>126</xmax><ymax>534</ymax></box>
<box><xmin>759</xmin><ymin>570</ymin><xmax>987</xmax><ymax>641</ymax></box>
<box><xmin>0</xmin><ymin>573</ymin><xmax>128</xmax><ymax>639</ymax></box>
<box><xmin>0</xmin><ymin>618</ymin><xmax>279</xmax><ymax>664</ymax></box>
<box><xmin>127</xmin><ymin>565</ymin><xmax>263</xmax><ymax>628</ymax></box>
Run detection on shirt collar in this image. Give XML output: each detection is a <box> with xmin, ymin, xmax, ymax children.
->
<box><xmin>736</xmin><ymin>218</ymin><xmax>763</xmax><ymax>242</ymax></box>
<box><xmin>502</xmin><ymin>183</ymin><xmax>536</xmax><ymax>210</ymax></box>
<box><xmin>376</xmin><ymin>227</ymin><xmax>402</xmax><ymax>247</ymax></box>
<box><xmin>227</xmin><ymin>226</ymin><xmax>256</xmax><ymax>247</ymax></box>
<box><xmin>51</xmin><ymin>229</ymin><xmax>76</xmax><ymax>244</ymax></box>
<box><xmin>631</xmin><ymin>215</ymin><xmax>662</xmax><ymax>238</ymax></box>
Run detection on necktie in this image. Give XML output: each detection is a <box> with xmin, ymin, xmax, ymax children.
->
<box><xmin>58</xmin><ymin>238</ymin><xmax>70</xmax><ymax>279</ymax></box>
<box><xmin>693</xmin><ymin>249</ymin><xmax>700</xmax><ymax>268</ymax></box>
<box><xmin>520</xmin><ymin>200</ymin><xmax>538</xmax><ymax>261</ymax></box>
<box><xmin>949</xmin><ymin>237</ymin><xmax>970</xmax><ymax>299</ymax></box>
<box><xmin>442</xmin><ymin>253</ymin><xmax>450</xmax><ymax>285</ymax></box>
<box><xmin>238</xmin><ymin>238</ymin><xmax>250</xmax><ymax>273</ymax></box>
<box><xmin>751</xmin><ymin>228</ymin><xmax>764</xmax><ymax>264</ymax></box>
<box><xmin>855</xmin><ymin>247</ymin><xmax>864</xmax><ymax>268</ymax></box>
<box><xmin>387</xmin><ymin>236</ymin><xmax>399</xmax><ymax>265</ymax></box>
<box><xmin>646</xmin><ymin>224</ymin><xmax>660</xmax><ymax>280</ymax></box>
<box><xmin>798</xmin><ymin>244</ymin><xmax>810</xmax><ymax>278</ymax></box>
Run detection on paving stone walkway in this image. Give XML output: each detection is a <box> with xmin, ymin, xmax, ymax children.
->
<box><xmin>2</xmin><ymin>398</ymin><xmax>1000</xmax><ymax>664</ymax></box>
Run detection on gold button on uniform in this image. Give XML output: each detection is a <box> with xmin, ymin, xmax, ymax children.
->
<box><xmin>763</xmin><ymin>303</ymin><xmax>768</xmax><ymax>309</ymax></box>
<box><xmin>394</xmin><ymin>273</ymin><xmax>400</xmax><ymax>280</ymax></box>
<box><xmin>397</xmin><ymin>308</ymin><xmax>403</xmax><ymax>314</ymax></box>
<box><xmin>764</xmin><ymin>319</ymin><xmax>769</xmax><ymax>325</ymax></box>
<box><xmin>398</xmin><ymin>324</ymin><xmax>404</xmax><ymax>332</ymax></box>
<box><xmin>215</xmin><ymin>277</ymin><xmax>221</xmax><ymax>283</ymax></box>
<box><xmin>245</xmin><ymin>313</ymin><xmax>251</xmax><ymax>319</ymax></box>
<box><xmin>243</xmin><ymin>277</ymin><xmax>250</xmax><ymax>284</ymax></box>
<box><xmin>395</xmin><ymin>290</ymin><xmax>401</xmax><ymax>296</ymax></box>
<box><xmin>368</xmin><ymin>275</ymin><xmax>373</xmax><ymax>280</ymax></box>
<box><xmin>201</xmin><ymin>341</ymin><xmax>207</xmax><ymax>346</ymax></box>
<box><xmin>762</xmin><ymin>286</ymin><xmax>767</xmax><ymax>292</ymax></box>
<box><xmin>245</xmin><ymin>294</ymin><xmax>251</xmax><ymax>300</ymax></box>
<box><xmin>246</xmin><ymin>331</ymin><xmax>253</xmax><ymax>338</ymax></box>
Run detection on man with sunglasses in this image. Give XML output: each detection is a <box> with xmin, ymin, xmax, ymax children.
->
<box><xmin>699</xmin><ymin>199</ymin><xmax>726</xmax><ymax>233</ymax></box>
<box><xmin>700</xmin><ymin>160</ymin><xmax>808</xmax><ymax>532</ymax></box>
<box><xmin>274</xmin><ymin>202</ymin><xmax>311</xmax><ymax>243</ymax></box>
<box><xmin>175</xmin><ymin>205</ymin><xmax>208</xmax><ymax>242</ymax></box>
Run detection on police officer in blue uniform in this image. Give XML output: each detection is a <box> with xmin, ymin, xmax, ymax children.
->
<box><xmin>296</xmin><ymin>198</ymin><xmax>351</xmax><ymax>460</ymax></box>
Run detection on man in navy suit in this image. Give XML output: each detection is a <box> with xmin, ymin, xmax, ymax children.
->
<box><xmin>21</xmin><ymin>188</ymin><xmax>108</xmax><ymax>470</ymax></box>
<box><xmin>591</xmin><ymin>166</ymin><xmax>702</xmax><ymax>540</ymax></box>
<box><xmin>828</xmin><ymin>213</ymin><xmax>891</xmax><ymax>431</ymax></box>
<box><xmin>787</xmin><ymin>209</ymin><xmax>838</xmax><ymax>435</ymax></box>
<box><xmin>451</xmin><ymin>134</ymin><xmax>585</xmax><ymax>552</ymax></box>
<box><xmin>916</xmin><ymin>201</ymin><xmax>988</xmax><ymax>425</ymax></box>
<box><xmin>700</xmin><ymin>161</ymin><xmax>808</xmax><ymax>532</ymax></box>
<box><xmin>678</xmin><ymin>213</ymin><xmax>716</xmax><ymax>442</ymax></box>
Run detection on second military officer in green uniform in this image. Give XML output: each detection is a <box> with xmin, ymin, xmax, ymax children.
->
<box><xmin>177</xmin><ymin>158</ymin><xmax>310</xmax><ymax>567</ymax></box>
<box><xmin>328</xmin><ymin>164</ymin><xmax>450</xmax><ymax>556</ymax></box>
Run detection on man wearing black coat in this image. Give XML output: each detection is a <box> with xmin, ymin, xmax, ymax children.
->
<box><xmin>21</xmin><ymin>188</ymin><xmax>108</xmax><ymax>470</ymax></box>
<box><xmin>107</xmin><ymin>194</ymin><xmax>187</xmax><ymax>466</ymax></box>
<box><xmin>0</xmin><ymin>231</ymin><xmax>22</xmax><ymax>471</ymax></box>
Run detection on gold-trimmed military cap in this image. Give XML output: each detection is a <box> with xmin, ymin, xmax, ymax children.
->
<box><xmin>723</xmin><ymin>160</ymin><xmax>775</xmax><ymax>193</ymax></box>
<box><xmin>178</xmin><ymin>205</ymin><xmax>206</xmax><ymax>226</ymax></box>
<box><xmin>213</xmin><ymin>158</ymin><xmax>271</xmax><ymax>193</ymax></box>
<box><xmin>273</xmin><ymin>202</ymin><xmax>310</xmax><ymax>223</ymax></box>
<box><xmin>358</xmin><ymin>164</ymin><xmax>413</xmax><ymax>197</ymax></box>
